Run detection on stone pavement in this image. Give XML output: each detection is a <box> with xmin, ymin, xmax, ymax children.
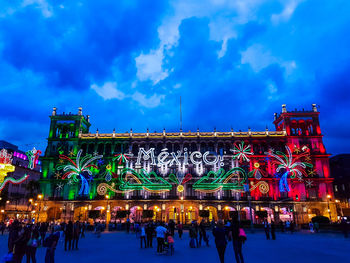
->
<box><xmin>1</xmin><ymin>230</ymin><xmax>349</xmax><ymax>263</ymax></box>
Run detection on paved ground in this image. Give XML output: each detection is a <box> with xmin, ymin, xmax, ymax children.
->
<box><xmin>1</xmin><ymin>230</ymin><xmax>349</xmax><ymax>263</ymax></box>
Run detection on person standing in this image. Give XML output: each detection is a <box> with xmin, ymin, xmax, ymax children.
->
<box><xmin>44</xmin><ymin>226</ymin><xmax>60</xmax><ymax>263</ymax></box>
<box><xmin>26</xmin><ymin>225</ymin><xmax>39</xmax><ymax>263</ymax></box>
<box><xmin>13</xmin><ymin>227</ymin><xmax>31</xmax><ymax>263</ymax></box>
<box><xmin>264</xmin><ymin>219</ymin><xmax>270</xmax><ymax>240</ymax></box>
<box><xmin>231</xmin><ymin>219</ymin><xmax>245</xmax><ymax>263</ymax></box>
<box><xmin>73</xmin><ymin>221</ymin><xmax>81</xmax><ymax>250</ymax></box>
<box><xmin>309</xmin><ymin>221</ymin><xmax>314</xmax><ymax>233</ymax></box>
<box><xmin>199</xmin><ymin>220</ymin><xmax>209</xmax><ymax>247</ymax></box>
<box><xmin>146</xmin><ymin>222</ymin><xmax>154</xmax><ymax>248</ymax></box>
<box><xmin>155</xmin><ymin>223</ymin><xmax>167</xmax><ymax>254</ymax></box>
<box><xmin>140</xmin><ymin>223</ymin><xmax>146</xmax><ymax>248</ymax></box>
<box><xmin>80</xmin><ymin>222</ymin><xmax>86</xmax><ymax>238</ymax></box>
<box><xmin>64</xmin><ymin>221</ymin><xmax>73</xmax><ymax>251</ymax></box>
<box><xmin>8</xmin><ymin>220</ymin><xmax>20</xmax><ymax>254</ymax></box>
<box><xmin>270</xmin><ymin>221</ymin><xmax>276</xmax><ymax>240</ymax></box>
<box><xmin>177</xmin><ymin>222</ymin><xmax>183</xmax><ymax>239</ymax></box>
<box><xmin>39</xmin><ymin>223</ymin><xmax>48</xmax><ymax>244</ymax></box>
<box><xmin>189</xmin><ymin>223</ymin><xmax>198</xmax><ymax>248</ymax></box>
<box><xmin>212</xmin><ymin>220</ymin><xmax>227</xmax><ymax>263</ymax></box>
<box><xmin>168</xmin><ymin>220</ymin><xmax>175</xmax><ymax>236</ymax></box>
<box><xmin>126</xmin><ymin>218</ymin><xmax>130</xmax><ymax>234</ymax></box>
<box><xmin>1</xmin><ymin>222</ymin><xmax>6</xmax><ymax>235</ymax></box>
<box><xmin>314</xmin><ymin>221</ymin><xmax>319</xmax><ymax>233</ymax></box>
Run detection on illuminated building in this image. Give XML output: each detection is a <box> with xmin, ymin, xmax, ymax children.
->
<box><xmin>0</xmin><ymin>141</ymin><xmax>41</xmax><ymax>221</ymax></box>
<box><xmin>39</xmin><ymin>105</ymin><xmax>335</xmax><ymax>223</ymax></box>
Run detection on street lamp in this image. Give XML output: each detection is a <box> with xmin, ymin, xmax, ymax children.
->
<box><xmin>326</xmin><ymin>194</ymin><xmax>332</xmax><ymax>221</ymax></box>
<box><xmin>37</xmin><ymin>194</ymin><xmax>43</xmax><ymax>222</ymax></box>
<box><xmin>105</xmin><ymin>194</ymin><xmax>110</xmax><ymax>225</ymax></box>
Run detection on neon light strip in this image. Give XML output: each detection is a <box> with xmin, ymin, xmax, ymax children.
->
<box><xmin>0</xmin><ymin>174</ymin><xmax>29</xmax><ymax>191</ymax></box>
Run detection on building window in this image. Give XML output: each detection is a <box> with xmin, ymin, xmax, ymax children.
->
<box><xmin>334</xmin><ymin>185</ymin><xmax>338</xmax><ymax>192</ymax></box>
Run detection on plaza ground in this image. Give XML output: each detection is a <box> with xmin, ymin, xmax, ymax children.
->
<box><xmin>1</xmin><ymin>230</ymin><xmax>349</xmax><ymax>263</ymax></box>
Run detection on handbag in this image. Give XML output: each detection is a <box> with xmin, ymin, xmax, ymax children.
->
<box><xmin>238</xmin><ymin>228</ymin><xmax>247</xmax><ymax>243</ymax></box>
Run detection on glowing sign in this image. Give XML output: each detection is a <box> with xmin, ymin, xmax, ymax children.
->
<box><xmin>136</xmin><ymin>147</ymin><xmax>225</xmax><ymax>167</ymax></box>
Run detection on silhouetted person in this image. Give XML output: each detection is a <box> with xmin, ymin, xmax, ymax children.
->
<box><xmin>231</xmin><ymin>219</ymin><xmax>245</xmax><ymax>263</ymax></box>
<box><xmin>264</xmin><ymin>220</ymin><xmax>270</xmax><ymax>240</ymax></box>
<box><xmin>213</xmin><ymin>220</ymin><xmax>227</xmax><ymax>263</ymax></box>
<box><xmin>271</xmin><ymin>221</ymin><xmax>276</xmax><ymax>240</ymax></box>
<box><xmin>64</xmin><ymin>221</ymin><xmax>73</xmax><ymax>251</ymax></box>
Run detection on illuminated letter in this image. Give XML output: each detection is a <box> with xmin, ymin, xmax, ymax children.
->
<box><xmin>169</xmin><ymin>151</ymin><xmax>181</xmax><ymax>166</ymax></box>
<box><xmin>203</xmin><ymin>151</ymin><xmax>219</xmax><ymax>165</ymax></box>
<box><xmin>136</xmin><ymin>148</ymin><xmax>156</xmax><ymax>165</ymax></box>
<box><xmin>190</xmin><ymin>151</ymin><xmax>202</xmax><ymax>165</ymax></box>
<box><xmin>157</xmin><ymin>149</ymin><xmax>170</xmax><ymax>166</ymax></box>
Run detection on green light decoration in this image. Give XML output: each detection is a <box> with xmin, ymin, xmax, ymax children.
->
<box><xmin>97</xmin><ymin>167</ymin><xmax>172</xmax><ymax>195</ymax></box>
<box><xmin>193</xmin><ymin>168</ymin><xmax>247</xmax><ymax>193</ymax></box>
<box><xmin>56</xmin><ymin>150</ymin><xmax>103</xmax><ymax>195</ymax></box>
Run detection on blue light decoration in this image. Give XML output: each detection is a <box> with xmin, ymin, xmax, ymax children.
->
<box><xmin>266</xmin><ymin>146</ymin><xmax>313</xmax><ymax>192</ymax></box>
<box><xmin>56</xmin><ymin>150</ymin><xmax>103</xmax><ymax>195</ymax></box>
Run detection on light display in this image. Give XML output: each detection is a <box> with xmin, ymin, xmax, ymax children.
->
<box><xmin>169</xmin><ymin>172</ymin><xmax>192</xmax><ymax>192</ymax></box>
<box><xmin>26</xmin><ymin>147</ymin><xmax>42</xmax><ymax>169</ymax></box>
<box><xmin>113</xmin><ymin>153</ymin><xmax>131</xmax><ymax>165</ymax></box>
<box><xmin>136</xmin><ymin>147</ymin><xmax>225</xmax><ymax>167</ymax></box>
<box><xmin>0</xmin><ymin>149</ymin><xmax>15</xmax><ymax>183</ymax></box>
<box><xmin>193</xmin><ymin>168</ymin><xmax>247</xmax><ymax>193</ymax></box>
<box><xmin>266</xmin><ymin>146</ymin><xmax>312</xmax><ymax>192</ymax></box>
<box><xmin>102</xmin><ymin>163</ymin><xmax>113</xmax><ymax>182</ymax></box>
<box><xmin>56</xmin><ymin>150</ymin><xmax>103</xmax><ymax>195</ymax></box>
<box><xmin>231</xmin><ymin>141</ymin><xmax>253</xmax><ymax>163</ymax></box>
<box><xmin>248</xmin><ymin>162</ymin><xmax>266</xmax><ymax>180</ymax></box>
<box><xmin>0</xmin><ymin>174</ymin><xmax>29</xmax><ymax>191</ymax></box>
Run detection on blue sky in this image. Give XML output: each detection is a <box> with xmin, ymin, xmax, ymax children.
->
<box><xmin>0</xmin><ymin>0</ymin><xmax>349</xmax><ymax>155</ymax></box>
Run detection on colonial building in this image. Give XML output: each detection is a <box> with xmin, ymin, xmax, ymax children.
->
<box><xmin>0</xmin><ymin>141</ymin><xmax>41</xmax><ymax>221</ymax></box>
<box><xmin>39</xmin><ymin>104</ymin><xmax>335</xmax><ymax>224</ymax></box>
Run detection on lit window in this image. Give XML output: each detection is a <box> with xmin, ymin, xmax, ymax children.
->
<box><xmin>334</xmin><ymin>185</ymin><xmax>338</xmax><ymax>192</ymax></box>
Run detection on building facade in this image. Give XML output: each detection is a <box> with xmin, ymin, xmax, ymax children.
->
<box><xmin>0</xmin><ymin>141</ymin><xmax>42</xmax><ymax>221</ymax></box>
<box><xmin>39</xmin><ymin>105</ymin><xmax>335</xmax><ymax>224</ymax></box>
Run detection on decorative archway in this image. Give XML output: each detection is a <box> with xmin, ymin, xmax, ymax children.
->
<box><xmin>130</xmin><ymin>206</ymin><xmax>143</xmax><ymax>222</ymax></box>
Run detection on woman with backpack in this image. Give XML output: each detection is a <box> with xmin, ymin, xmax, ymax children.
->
<box><xmin>230</xmin><ymin>219</ymin><xmax>245</xmax><ymax>263</ymax></box>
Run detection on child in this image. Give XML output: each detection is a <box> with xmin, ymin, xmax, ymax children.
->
<box><xmin>167</xmin><ymin>233</ymin><xmax>174</xmax><ymax>255</ymax></box>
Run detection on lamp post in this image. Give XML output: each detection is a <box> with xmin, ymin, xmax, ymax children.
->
<box><xmin>326</xmin><ymin>194</ymin><xmax>332</xmax><ymax>222</ymax></box>
<box><xmin>105</xmin><ymin>194</ymin><xmax>110</xmax><ymax>225</ymax></box>
<box><xmin>37</xmin><ymin>194</ymin><xmax>43</xmax><ymax>222</ymax></box>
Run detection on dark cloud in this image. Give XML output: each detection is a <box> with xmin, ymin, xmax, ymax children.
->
<box><xmin>0</xmin><ymin>0</ymin><xmax>350</xmax><ymax>155</ymax></box>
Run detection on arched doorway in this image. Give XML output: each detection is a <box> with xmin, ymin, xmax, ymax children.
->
<box><xmin>223</xmin><ymin>206</ymin><xmax>236</xmax><ymax>220</ymax></box>
<box><xmin>261</xmin><ymin>207</ymin><xmax>274</xmax><ymax>223</ymax></box>
<box><xmin>149</xmin><ymin>205</ymin><xmax>162</xmax><ymax>221</ymax></box>
<box><xmin>241</xmin><ymin>207</ymin><xmax>255</xmax><ymax>221</ymax></box>
<box><xmin>279</xmin><ymin>207</ymin><xmax>294</xmax><ymax>222</ymax></box>
<box><xmin>204</xmin><ymin>206</ymin><xmax>218</xmax><ymax>223</ymax></box>
<box><xmin>130</xmin><ymin>206</ymin><xmax>143</xmax><ymax>222</ymax></box>
<box><xmin>167</xmin><ymin>206</ymin><xmax>180</xmax><ymax>223</ymax></box>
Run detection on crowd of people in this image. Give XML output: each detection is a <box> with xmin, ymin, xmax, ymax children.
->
<box><xmin>1</xmin><ymin>217</ymin><xmax>349</xmax><ymax>263</ymax></box>
<box><xmin>2</xmin><ymin>220</ymin><xmax>87</xmax><ymax>263</ymax></box>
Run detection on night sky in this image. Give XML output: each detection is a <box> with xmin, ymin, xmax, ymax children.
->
<box><xmin>0</xmin><ymin>0</ymin><xmax>349</xmax><ymax>155</ymax></box>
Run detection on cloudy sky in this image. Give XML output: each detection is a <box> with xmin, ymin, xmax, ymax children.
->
<box><xmin>0</xmin><ymin>0</ymin><xmax>349</xmax><ymax>154</ymax></box>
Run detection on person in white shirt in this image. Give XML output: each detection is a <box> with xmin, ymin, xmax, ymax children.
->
<box><xmin>155</xmin><ymin>224</ymin><xmax>167</xmax><ymax>254</ymax></box>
